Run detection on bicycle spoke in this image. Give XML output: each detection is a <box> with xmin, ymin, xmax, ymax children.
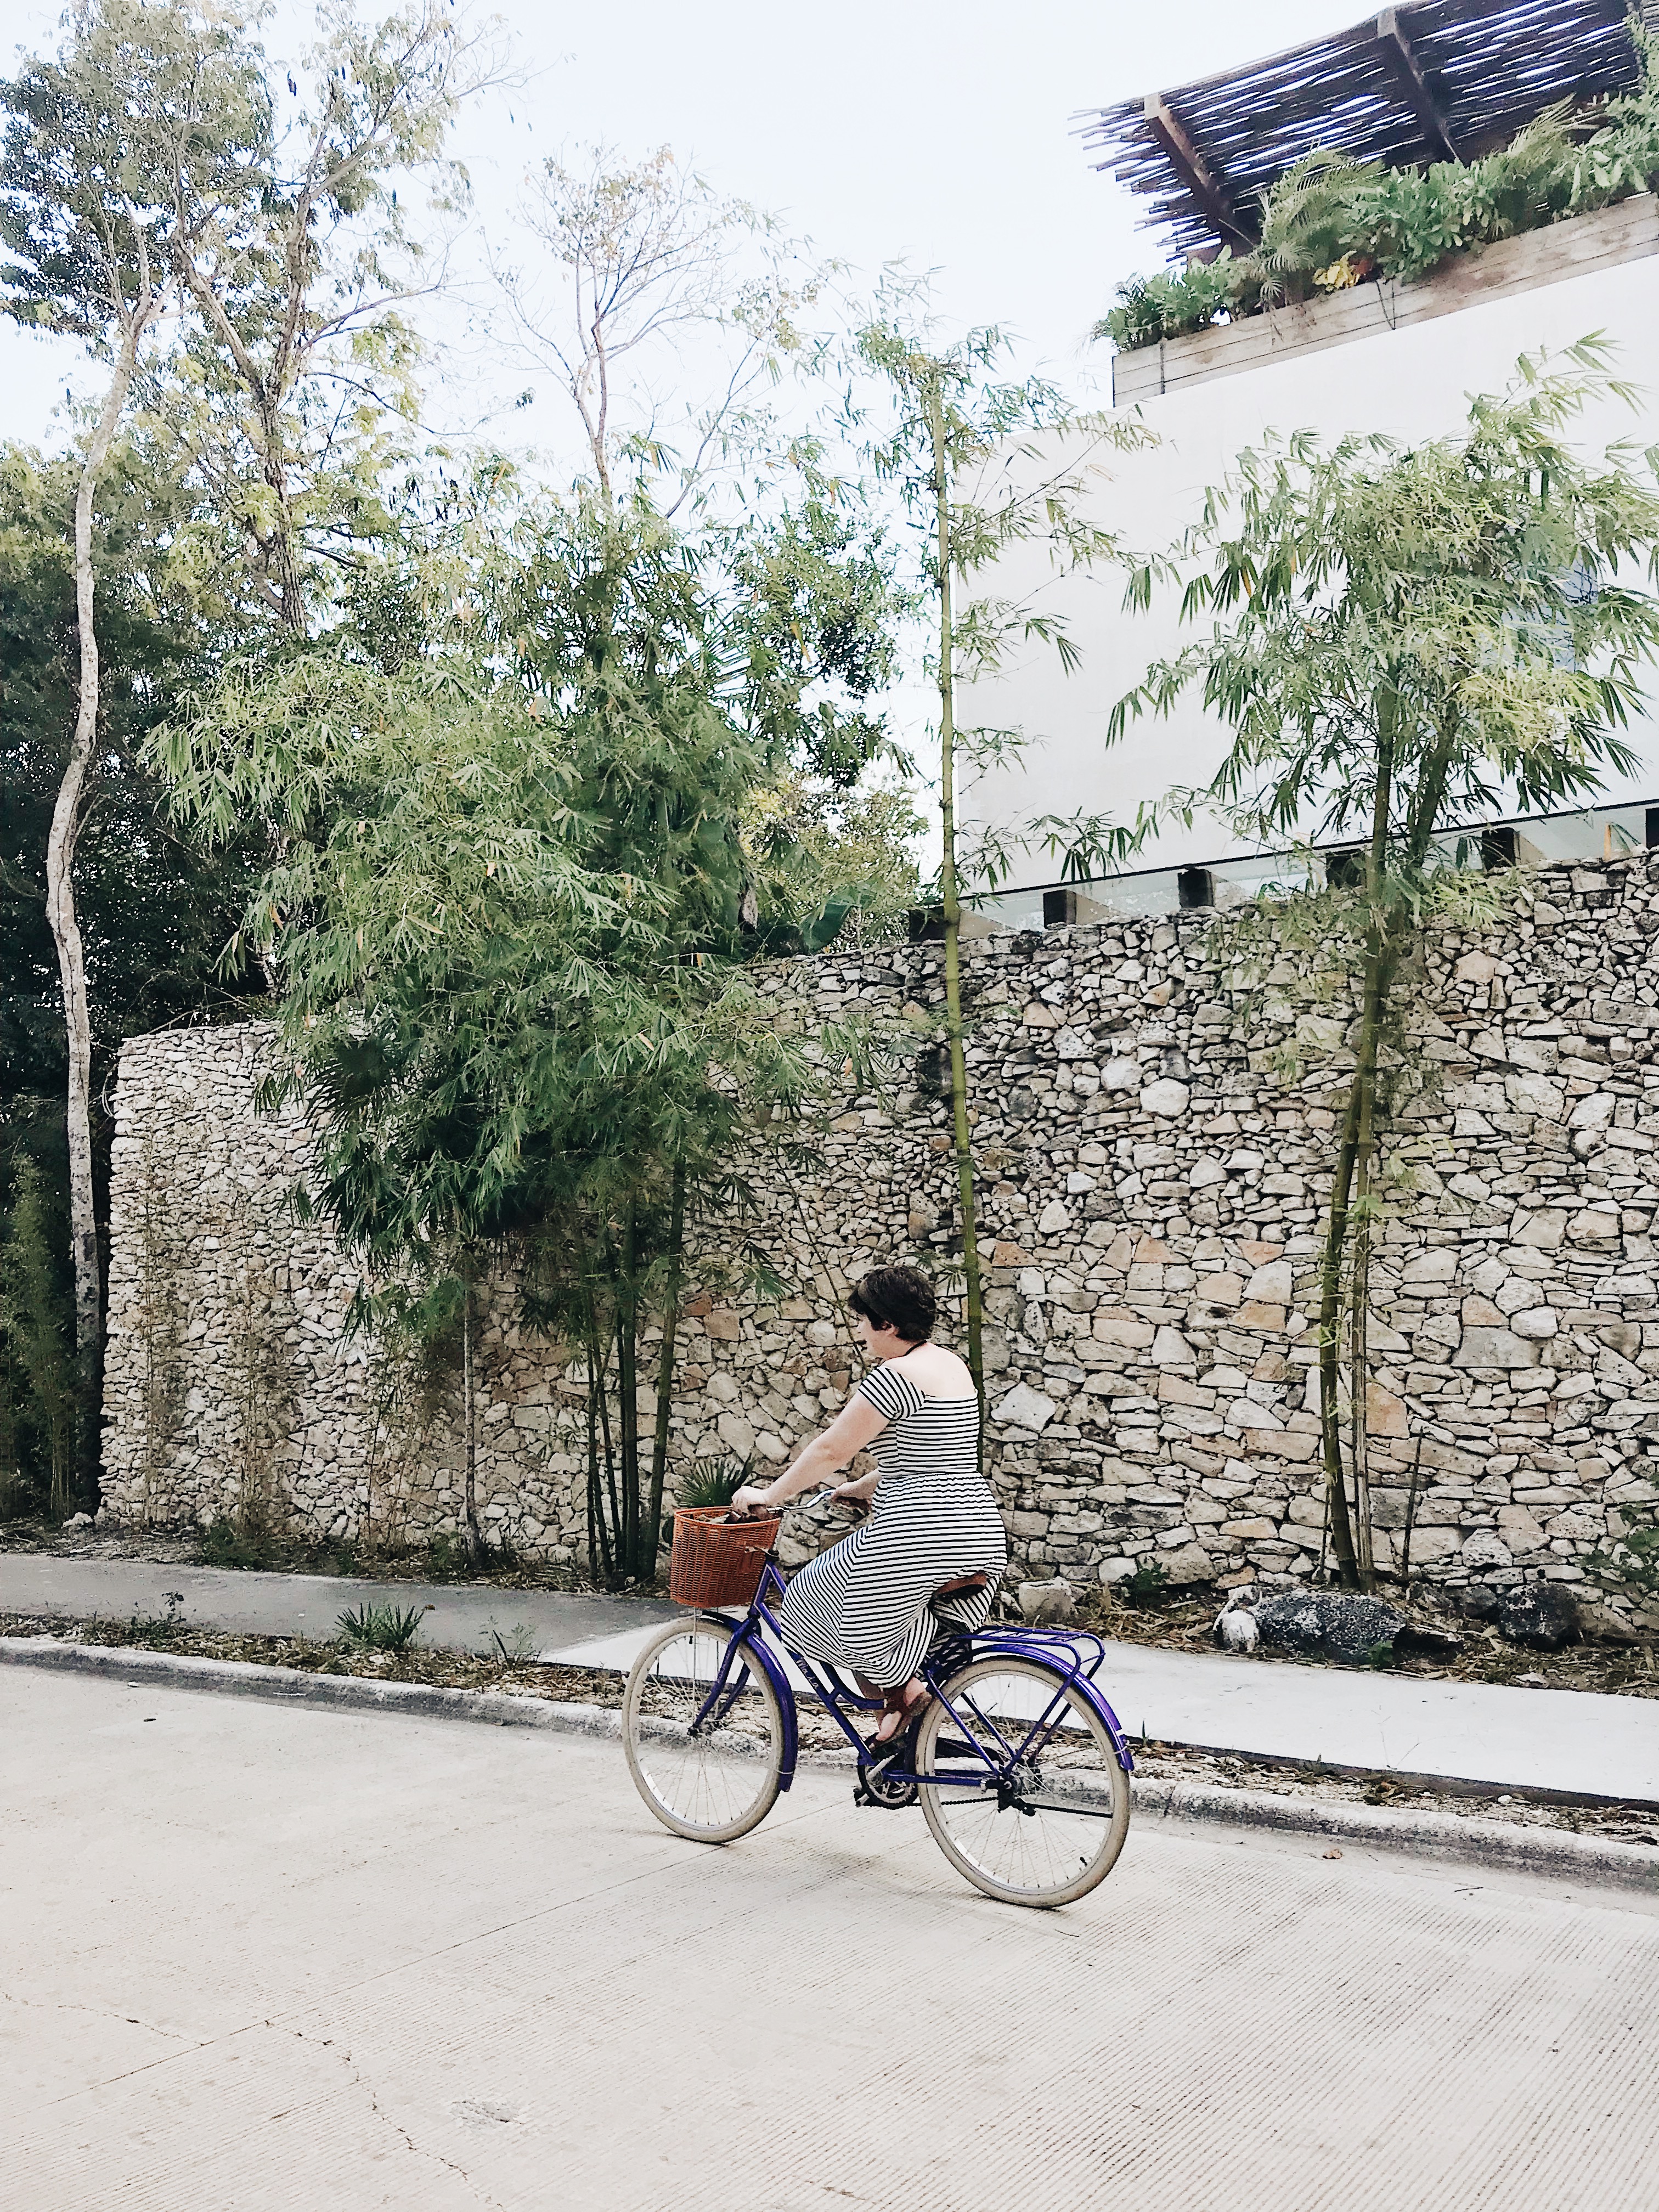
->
<box><xmin>623</xmin><ymin>1621</ymin><xmax>786</xmax><ymax>1843</ymax></box>
<box><xmin>917</xmin><ymin>1658</ymin><xmax>1131</xmax><ymax>1908</ymax></box>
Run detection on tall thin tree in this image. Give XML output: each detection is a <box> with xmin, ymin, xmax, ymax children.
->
<box><xmin>854</xmin><ymin>319</ymin><xmax>1147</xmax><ymax>1418</ymax></box>
<box><xmin>0</xmin><ymin>0</ymin><xmax>267</xmax><ymax>1499</ymax></box>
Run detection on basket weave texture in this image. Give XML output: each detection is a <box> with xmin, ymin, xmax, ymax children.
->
<box><xmin>669</xmin><ymin>1506</ymin><xmax>782</xmax><ymax>1608</ymax></box>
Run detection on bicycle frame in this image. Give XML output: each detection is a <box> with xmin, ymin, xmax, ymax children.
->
<box><xmin>683</xmin><ymin>1558</ymin><xmax>1135</xmax><ymax>1799</ymax></box>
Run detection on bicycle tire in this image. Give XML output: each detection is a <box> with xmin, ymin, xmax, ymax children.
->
<box><xmin>915</xmin><ymin>1655</ymin><xmax>1131</xmax><ymax>1908</ymax></box>
<box><xmin>622</xmin><ymin>1615</ymin><xmax>786</xmax><ymax>1843</ymax></box>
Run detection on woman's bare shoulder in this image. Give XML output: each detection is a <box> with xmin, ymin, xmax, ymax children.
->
<box><xmin>896</xmin><ymin>1344</ymin><xmax>976</xmax><ymax>1397</ymax></box>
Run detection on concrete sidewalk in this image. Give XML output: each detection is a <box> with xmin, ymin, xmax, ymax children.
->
<box><xmin>0</xmin><ymin>1552</ymin><xmax>676</xmax><ymax>1658</ymax></box>
<box><xmin>8</xmin><ymin>1549</ymin><xmax>1658</xmax><ymax>1803</ymax></box>
<box><xmin>549</xmin><ymin>1616</ymin><xmax>1659</xmax><ymax>1803</ymax></box>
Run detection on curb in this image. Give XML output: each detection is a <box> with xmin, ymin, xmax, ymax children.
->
<box><xmin>7</xmin><ymin>1636</ymin><xmax>1658</xmax><ymax>1893</ymax></box>
<box><xmin>1132</xmin><ymin>1776</ymin><xmax>1659</xmax><ymax>1893</ymax></box>
<box><xmin>0</xmin><ymin>1636</ymin><xmax>624</xmax><ymax>1745</ymax></box>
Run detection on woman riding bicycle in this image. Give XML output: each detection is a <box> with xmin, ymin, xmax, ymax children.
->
<box><xmin>730</xmin><ymin>1264</ymin><xmax>1009</xmax><ymax>1746</ymax></box>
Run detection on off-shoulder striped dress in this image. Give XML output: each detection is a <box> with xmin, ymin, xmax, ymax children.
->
<box><xmin>775</xmin><ymin>1359</ymin><xmax>1009</xmax><ymax>1690</ymax></box>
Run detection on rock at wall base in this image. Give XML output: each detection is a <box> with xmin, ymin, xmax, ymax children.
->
<box><xmin>1252</xmin><ymin>1590</ymin><xmax>1405</xmax><ymax>1665</ymax></box>
<box><xmin>1497</xmin><ymin>1582</ymin><xmax>1582</xmax><ymax>1653</ymax></box>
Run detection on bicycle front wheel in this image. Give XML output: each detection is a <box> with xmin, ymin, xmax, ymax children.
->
<box><xmin>622</xmin><ymin>1616</ymin><xmax>786</xmax><ymax>1843</ymax></box>
<box><xmin>915</xmin><ymin>1656</ymin><xmax>1131</xmax><ymax>1908</ymax></box>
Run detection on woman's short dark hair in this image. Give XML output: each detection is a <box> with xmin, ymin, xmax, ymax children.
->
<box><xmin>849</xmin><ymin>1265</ymin><xmax>936</xmax><ymax>1343</ymax></box>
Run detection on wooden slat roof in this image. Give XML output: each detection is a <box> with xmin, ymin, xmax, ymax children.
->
<box><xmin>1080</xmin><ymin>0</ymin><xmax>1659</xmax><ymax>256</ymax></box>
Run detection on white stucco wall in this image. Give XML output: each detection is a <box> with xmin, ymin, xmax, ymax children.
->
<box><xmin>961</xmin><ymin>236</ymin><xmax>1659</xmax><ymax>901</ymax></box>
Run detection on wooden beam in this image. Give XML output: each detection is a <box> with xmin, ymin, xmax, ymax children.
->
<box><xmin>1375</xmin><ymin>7</ymin><xmax>1460</xmax><ymax>163</ymax></box>
<box><xmin>1142</xmin><ymin>94</ymin><xmax>1257</xmax><ymax>247</ymax></box>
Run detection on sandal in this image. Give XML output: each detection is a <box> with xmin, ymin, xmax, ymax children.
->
<box><xmin>871</xmin><ymin>1679</ymin><xmax>931</xmax><ymax>1747</ymax></box>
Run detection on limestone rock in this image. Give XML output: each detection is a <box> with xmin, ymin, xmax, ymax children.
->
<box><xmin>994</xmin><ymin>1381</ymin><xmax>1057</xmax><ymax>1434</ymax></box>
<box><xmin>1576</xmin><ymin>1602</ymin><xmax>1639</xmax><ymax>1646</ymax></box>
<box><xmin>1155</xmin><ymin>1542</ymin><xmax>1215</xmax><ymax>1585</ymax></box>
<box><xmin>1017</xmin><ymin>1577</ymin><xmax>1076</xmax><ymax>1625</ymax></box>
<box><xmin>1453</xmin><ymin>1329</ymin><xmax>1541</xmax><ymax>1370</ymax></box>
<box><xmin>1139</xmin><ymin>1079</ymin><xmax>1190</xmax><ymax>1118</ymax></box>
<box><xmin>1460</xmin><ymin>1530</ymin><xmax>1514</xmax><ymax>1571</ymax></box>
<box><xmin>1509</xmin><ymin>1306</ymin><xmax>1558</xmax><ymax>1340</ymax></box>
<box><xmin>1244</xmin><ymin>1259</ymin><xmax>1293</xmax><ymax>1305</ymax></box>
<box><xmin>97</xmin><ymin>859</ymin><xmax>1659</xmax><ymax>1602</ymax></box>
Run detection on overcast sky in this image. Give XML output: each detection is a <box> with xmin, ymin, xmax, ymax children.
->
<box><xmin>1</xmin><ymin>0</ymin><xmax>1352</xmax><ymax>456</ymax></box>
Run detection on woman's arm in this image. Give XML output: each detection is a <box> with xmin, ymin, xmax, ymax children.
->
<box><xmin>730</xmin><ymin>1395</ymin><xmax>887</xmax><ymax>1515</ymax></box>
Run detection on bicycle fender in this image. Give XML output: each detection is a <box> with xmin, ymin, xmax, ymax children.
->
<box><xmin>707</xmin><ymin>1615</ymin><xmax>800</xmax><ymax>1793</ymax></box>
<box><xmin>977</xmin><ymin>1647</ymin><xmax>1136</xmax><ymax>1777</ymax></box>
<box><xmin>1071</xmin><ymin>1672</ymin><xmax>1135</xmax><ymax>1776</ymax></box>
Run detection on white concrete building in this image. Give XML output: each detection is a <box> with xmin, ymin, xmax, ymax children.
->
<box><xmin>963</xmin><ymin>0</ymin><xmax>1659</xmax><ymax>929</ymax></box>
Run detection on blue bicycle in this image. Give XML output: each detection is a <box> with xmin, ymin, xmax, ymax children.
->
<box><xmin>622</xmin><ymin>1520</ymin><xmax>1135</xmax><ymax>1910</ymax></box>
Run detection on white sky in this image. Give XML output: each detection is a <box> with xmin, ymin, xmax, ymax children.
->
<box><xmin>1</xmin><ymin>0</ymin><xmax>1354</xmax><ymax>454</ymax></box>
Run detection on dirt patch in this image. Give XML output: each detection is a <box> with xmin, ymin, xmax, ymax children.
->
<box><xmin>1077</xmin><ymin>1589</ymin><xmax>1659</xmax><ymax>1702</ymax></box>
<box><xmin>0</xmin><ymin>1607</ymin><xmax>633</xmax><ymax>1707</ymax></box>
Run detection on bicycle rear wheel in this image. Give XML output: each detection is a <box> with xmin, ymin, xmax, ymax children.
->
<box><xmin>623</xmin><ymin>1616</ymin><xmax>786</xmax><ymax>1843</ymax></box>
<box><xmin>915</xmin><ymin>1656</ymin><xmax>1131</xmax><ymax>1908</ymax></box>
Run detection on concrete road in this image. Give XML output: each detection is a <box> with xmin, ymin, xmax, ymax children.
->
<box><xmin>7</xmin><ymin>1673</ymin><xmax>1659</xmax><ymax>2210</ymax></box>
<box><xmin>0</xmin><ymin>1552</ymin><xmax>677</xmax><ymax>1656</ymax></box>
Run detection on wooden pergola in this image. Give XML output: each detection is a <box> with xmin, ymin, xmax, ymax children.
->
<box><xmin>1080</xmin><ymin>0</ymin><xmax>1659</xmax><ymax>257</ymax></box>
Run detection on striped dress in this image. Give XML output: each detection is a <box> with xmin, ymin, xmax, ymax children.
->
<box><xmin>775</xmin><ymin>1360</ymin><xmax>1009</xmax><ymax>1690</ymax></box>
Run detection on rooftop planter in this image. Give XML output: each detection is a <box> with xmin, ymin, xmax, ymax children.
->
<box><xmin>1111</xmin><ymin>190</ymin><xmax>1659</xmax><ymax>402</ymax></box>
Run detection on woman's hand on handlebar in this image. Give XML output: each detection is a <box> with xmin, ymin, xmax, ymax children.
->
<box><xmin>827</xmin><ymin>1478</ymin><xmax>873</xmax><ymax>1520</ymax></box>
<box><xmin>729</xmin><ymin>1483</ymin><xmax>775</xmax><ymax>1517</ymax></box>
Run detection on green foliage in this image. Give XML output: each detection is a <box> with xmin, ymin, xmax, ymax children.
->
<box><xmin>425</xmin><ymin>1532</ymin><xmax>479</xmax><ymax>1581</ymax></box>
<box><xmin>127</xmin><ymin>1589</ymin><xmax>186</xmax><ymax>1644</ymax></box>
<box><xmin>0</xmin><ymin>0</ymin><xmax>268</xmax><ymax>345</ymax></box>
<box><xmin>337</xmin><ymin>1600</ymin><xmax>428</xmax><ymax>1652</ymax></box>
<box><xmin>1588</xmin><ymin>1526</ymin><xmax>1659</xmax><ymax>1603</ymax></box>
<box><xmin>679</xmin><ymin>1454</ymin><xmax>752</xmax><ymax>1510</ymax></box>
<box><xmin>1101</xmin><ymin>33</ymin><xmax>1659</xmax><ymax>350</ymax></box>
<box><xmin>0</xmin><ymin>447</ymin><xmax>260</xmax><ymax>1060</ymax></box>
<box><xmin>741</xmin><ymin>774</ymin><xmax>922</xmax><ymax>952</ymax></box>
<box><xmin>0</xmin><ymin>1156</ymin><xmax>79</xmax><ymax>1520</ymax></box>
<box><xmin>155</xmin><ymin>491</ymin><xmax>896</xmax><ymax>1583</ymax></box>
<box><xmin>484</xmin><ymin>1620</ymin><xmax>537</xmax><ymax>1666</ymax></box>
<box><xmin>199</xmin><ymin>1516</ymin><xmax>277</xmax><ymax>1570</ymax></box>
<box><xmin>1095</xmin><ymin>253</ymin><xmax>1260</xmax><ymax>351</ymax></box>
<box><xmin>1115</xmin><ymin>345</ymin><xmax>1659</xmax><ymax>847</ymax></box>
<box><xmin>846</xmin><ymin>312</ymin><xmax>1153</xmax><ymax>1430</ymax></box>
<box><xmin>1121</xmin><ymin>1559</ymin><xmax>1170</xmax><ymax>1608</ymax></box>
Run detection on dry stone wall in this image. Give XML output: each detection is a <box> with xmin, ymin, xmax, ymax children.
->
<box><xmin>102</xmin><ymin>855</ymin><xmax>1659</xmax><ymax>1617</ymax></box>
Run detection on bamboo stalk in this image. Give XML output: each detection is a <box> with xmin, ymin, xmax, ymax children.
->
<box><xmin>618</xmin><ymin>1203</ymin><xmax>641</xmax><ymax>1575</ymax></box>
<box><xmin>925</xmin><ymin>371</ymin><xmax>985</xmax><ymax>1431</ymax></box>
<box><xmin>645</xmin><ymin>1160</ymin><xmax>686</xmax><ymax>1573</ymax></box>
<box><xmin>461</xmin><ymin>1273</ymin><xmax>481</xmax><ymax>1559</ymax></box>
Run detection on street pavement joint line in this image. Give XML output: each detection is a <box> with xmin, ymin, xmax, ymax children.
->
<box><xmin>33</xmin><ymin>1766</ymin><xmax>848</xmax><ymax>2115</ymax></box>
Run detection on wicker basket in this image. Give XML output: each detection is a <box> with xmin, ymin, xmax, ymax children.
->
<box><xmin>669</xmin><ymin>1506</ymin><xmax>782</xmax><ymax>1608</ymax></box>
